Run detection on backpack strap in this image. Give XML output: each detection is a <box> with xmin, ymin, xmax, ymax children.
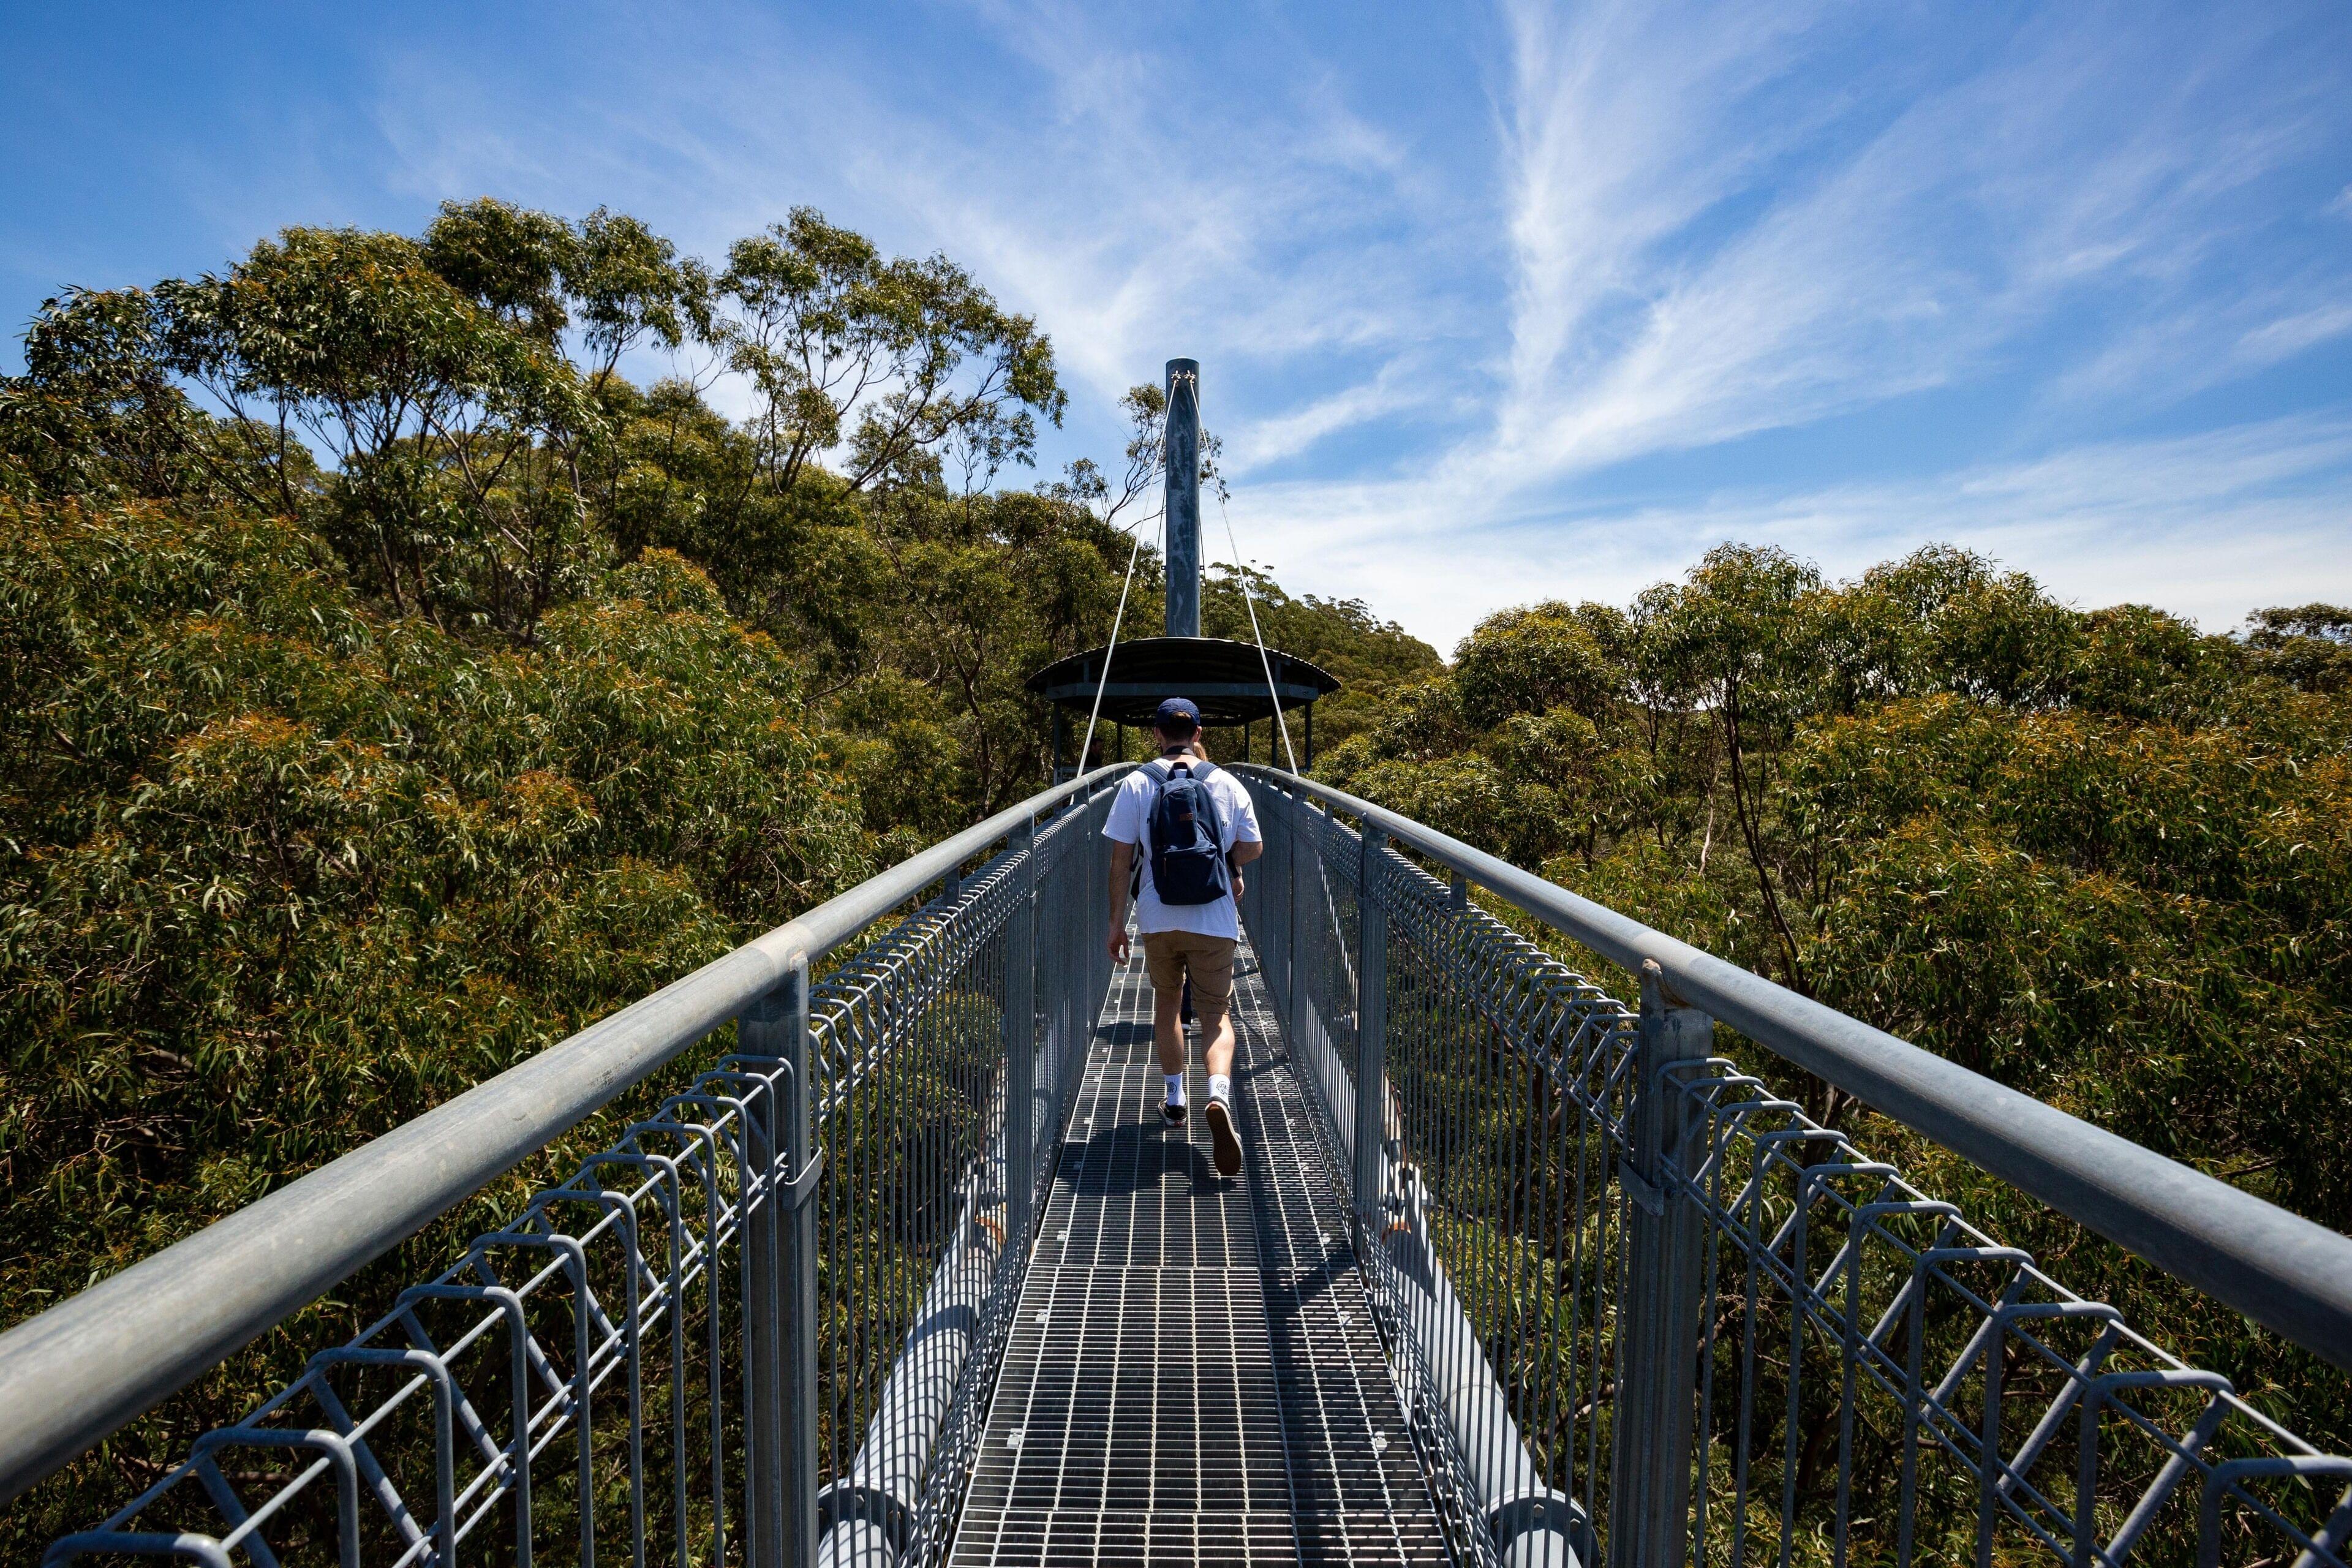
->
<box><xmin>1175</xmin><ymin>761</ymin><xmax>1224</xmax><ymax>846</ymax></box>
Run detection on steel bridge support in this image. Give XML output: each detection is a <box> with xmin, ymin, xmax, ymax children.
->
<box><xmin>1163</xmin><ymin>358</ymin><xmax>1201</xmax><ymax>639</ymax></box>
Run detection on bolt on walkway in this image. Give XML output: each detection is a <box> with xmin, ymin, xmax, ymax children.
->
<box><xmin>950</xmin><ymin>933</ymin><xmax>1451</xmax><ymax>1566</ymax></box>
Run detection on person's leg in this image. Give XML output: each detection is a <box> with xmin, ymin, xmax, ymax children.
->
<box><xmin>1153</xmin><ymin>985</ymin><xmax>1186</xmax><ymax>1076</ymax></box>
<box><xmin>1142</xmin><ymin>933</ymin><xmax>1189</xmax><ymax>1120</ymax></box>
<box><xmin>1203</xmin><ymin>1009</ymin><xmax>1236</xmax><ymax>1081</ymax></box>
<box><xmin>1188</xmin><ymin>937</ymin><xmax>1245</xmax><ymax>1176</ymax></box>
<box><xmin>1186</xmin><ymin>937</ymin><xmax>1238</xmax><ymax>1084</ymax></box>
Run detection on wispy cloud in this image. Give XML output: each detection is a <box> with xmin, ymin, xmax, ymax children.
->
<box><xmin>350</xmin><ymin>0</ymin><xmax>1478</xmax><ymax>469</ymax></box>
<box><xmin>1232</xmin><ymin>412</ymin><xmax>2352</xmax><ymax>651</ymax></box>
<box><xmin>1221</xmin><ymin>357</ymin><xmax>1442</xmax><ymax>473</ymax></box>
<box><xmin>1216</xmin><ymin>0</ymin><xmax>2352</xmax><ymax>646</ymax></box>
<box><xmin>2240</xmin><ymin>301</ymin><xmax>2352</xmax><ymax>364</ymax></box>
<box><xmin>1470</xmin><ymin>2</ymin><xmax>2352</xmax><ymax>491</ymax></box>
<box><xmin>36</xmin><ymin>0</ymin><xmax>2344</xmax><ymax>655</ymax></box>
<box><xmin>1490</xmin><ymin>0</ymin><xmax>1838</xmax><ymax>464</ymax></box>
<box><xmin>839</xmin><ymin>4</ymin><xmax>1473</xmax><ymax>442</ymax></box>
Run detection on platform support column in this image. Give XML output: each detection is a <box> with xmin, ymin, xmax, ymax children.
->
<box><xmin>1163</xmin><ymin>358</ymin><xmax>1201</xmax><ymax>639</ymax></box>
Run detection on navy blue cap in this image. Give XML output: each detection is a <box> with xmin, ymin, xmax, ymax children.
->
<box><xmin>1153</xmin><ymin>696</ymin><xmax>1200</xmax><ymax>728</ymax></box>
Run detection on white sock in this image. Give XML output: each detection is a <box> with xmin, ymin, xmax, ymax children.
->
<box><xmin>1209</xmin><ymin>1073</ymin><xmax>1232</xmax><ymax>1105</ymax></box>
<box><xmin>1164</xmin><ymin>1073</ymin><xmax>1186</xmax><ymax>1106</ymax></box>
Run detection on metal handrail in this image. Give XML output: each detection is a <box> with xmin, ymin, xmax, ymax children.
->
<box><xmin>1239</xmin><ymin>769</ymin><xmax>2351</xmax><ymax>1568</ymax></box>
<box><xmin>0</xmin><ymin>764</ymin><xmax>1135</xmax><ymax>1506</ymax></box>
<box><xmin>1230</xmin><ymin>764</ymin><xmax>2352</xmax><ymax>1374</ymax></box>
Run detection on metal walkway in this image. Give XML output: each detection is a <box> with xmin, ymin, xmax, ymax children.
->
<box><xmin>949</xmin><ymin>935</ymin><xmax>1450</xmax><ymax>1566</ymax></box>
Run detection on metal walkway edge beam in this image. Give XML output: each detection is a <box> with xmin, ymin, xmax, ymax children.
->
<box><xmin>1234</xmin><ymin>765</ymin><xmax>2352</xmax><ymax>1374</ymax></box>
<box><xmin>0</xmin><ymin>764</ymin><xmax>1135</xmax><ymax>1506</ymax></box>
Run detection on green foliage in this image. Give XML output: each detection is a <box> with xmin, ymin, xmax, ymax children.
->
<box><xmin>1199</xmin><ymin>562</ymin><xmax>1442</xmax><ymax>756</ymax></box>
<box><xmin>0</xmin><ymin>490</ymin><xmax>867</xmax><ymax>1291</ymax></box>
<box><xmin>0</xmin><ymin>483</ymin><xmax>872</xmax><ymax>1546</ymax></box>
<box><xmin>1451</xmin><ymin>600</ymin><xmax>1627</xmax><ymax>728</ymax></box>
<box><xmin>0</xmin><ymin>192</ymin><xmax>1459</xmax><ymax>1550</ymax></box>
<box><xmin>1332</xmin><ymin>541</ymin><xmax>2352</xmax><ymax>1450</ymax></box>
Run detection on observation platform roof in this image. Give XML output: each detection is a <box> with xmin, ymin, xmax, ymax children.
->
<box><xmin>1025</xmin><ymin>636</ymin><xmax>1340</xmax><ymax>727</ymax></box>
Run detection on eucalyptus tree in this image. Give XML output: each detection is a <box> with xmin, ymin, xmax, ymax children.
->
<box><xmin>1639</xmin><ymin>544</ymin><xmax>1830</xmax><ymax>997</ymax></box>
<box><xmin>1039</xmin><ymin>381</ymin><xmax>1170</xmax><ymax>535</ymax></box>
<box><xmin>2244</xmin><ymin>603</ymin><xmax>2352</xmax><ymax>692</ymax></box>
<box><xmin>421</xmin><ymin>198</ymin><xmax>714</xmax><ymax>394</ymax></box>
<box><xmin>717</xmin><ymin>206</ymin><xmax>1066</xmax><ymax>499</ymax></box>
<box><xmin>155</xmin><ymin>227</ymin><xmax>598</xmax><ymax>631</ymax></box>
<box><xmin>3</xmin><ymin>285</ymin><xmax>306</xmax><ymax>511</ymax></box>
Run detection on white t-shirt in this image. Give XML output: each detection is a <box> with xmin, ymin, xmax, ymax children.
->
<box><xmin>1102</xmin><ymin>758</ymin><xmax>1262</xmax><ymax>939</ymax></box>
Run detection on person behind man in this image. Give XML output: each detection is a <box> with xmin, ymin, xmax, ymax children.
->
<box><xmin>1104</xmin><ymin>698</ymin><xmax>1263</xmax><ymax>1177</ymax></box>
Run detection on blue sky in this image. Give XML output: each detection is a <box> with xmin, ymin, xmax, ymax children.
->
<box><xmin>5</xmin><ymin>1</ymin><xmax>2349</xmax><ymax>651</ymax></box>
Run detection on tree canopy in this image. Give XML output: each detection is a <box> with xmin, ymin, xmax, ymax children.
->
<box><xmin>1321</xmin><ymin>542</ymin><xmax>2352</xmax><ymax>1453</ymax></box>
<box><xmin>0</xmin><ymin>197</ymin><xmax>1450</xmax><ymax>1543</ymax></box>
<box><xmin>1</xmin><ymin>194</ymin><xmax>2345</xmax><ymax>1540</ymax></box>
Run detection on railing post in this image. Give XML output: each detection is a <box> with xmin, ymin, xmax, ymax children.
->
<box><xmin>1089</xmin><ymin>790</ymin><xmax>1106</xmax><ymax>1013</ymax></box>
<box><xmin>1286</xmin><ymin>794</ymin><xmax>1305</xmax><ymax>1035</ymax></box>
<box><xmin>1354</xmin><ymin>824</ymin><xmax>1388</xmax><ymax>1227</ymax></box>
<box><xmin>737</xmin><ymin>984</ymin><xmax>792</xmax><ymax>1568</ymax></box>
<box><xmin>1006</xmin><ymin>816</ymin><xmax>1038</xmax><ymax>1247</ymax></box>
<box><xmin>738</xmin><ymin>959</ymin><xmax>823</xmax><ymax>1568</ymax></box>
<box><xmin>1088</xmin><ymin>790</ymin><xmax>1104</xmax><ymax>1011</ymax></box>
<box><xmin>1279</xmin><ymin>790</ymin><xmax>1298</xmax><ymax>1025</ymax></box>
<box><xmin>774</xmin><ymin>957</ymin><xmax>821</xmax><ymax>1568</ymax></box>
<box><xmin>1611</xmin><ymin>959</ymin><xmax>1713</xmax><ymax>1568</ymax></box>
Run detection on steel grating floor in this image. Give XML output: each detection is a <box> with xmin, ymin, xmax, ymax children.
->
<box><xmin>949</xmin><ymin>933</ymin><xmax>1452</xmax><ymax>1566</ymax></box>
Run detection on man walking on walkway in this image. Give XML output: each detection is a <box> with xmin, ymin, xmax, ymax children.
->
<box><xmin>1105</xmin><ymin>698</ymin><xmax>1263</xmax><ymax>1177</ymax></box>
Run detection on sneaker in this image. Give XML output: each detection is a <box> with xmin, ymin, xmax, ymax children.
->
<box><xmin>1161</xmin><ymin>1098</ymin><xmax>1187</xmax><ymax>1125</ymax></box>
<box><xmin>1204</xmin><ymin>1096</ymin><xmax>1242</xmax><ymax>1177</ymax></box>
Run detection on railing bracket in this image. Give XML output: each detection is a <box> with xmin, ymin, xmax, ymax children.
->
<box><xmin>785</xmin><ymin>1145</ymin><xmax>829</xmax><ymax>1209</ymax></box>
<box><xmin>1618</xmin><ymin>1161</ymin><xmax>1665</xmax><ymax>1217</ymax></box>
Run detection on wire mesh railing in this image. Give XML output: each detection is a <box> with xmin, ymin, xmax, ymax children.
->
<box><xmin>23</xmin><ymin>769</ymin><xmax>1128</xmax><ymax>1568</ymax></box>
<box><xmin>1233</xmin><ymin>766</ymin><xmax>2352</xmax><ymax>1568</ymax></box>
<box><xmin>17</xmin><ymin>753</ymin><xmax>2352</xmax><ymax>1568</ymax></box>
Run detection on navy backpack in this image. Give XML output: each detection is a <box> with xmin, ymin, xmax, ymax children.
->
<box><xmin>1139</xmin><ymin>759</ymin><xmax>1231</xmax><ymax>906</ymax></box>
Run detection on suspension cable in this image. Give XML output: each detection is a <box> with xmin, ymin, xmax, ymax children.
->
<box><xmin>1076</xmin><ymin>502</ymin><xmax>1158</xmax><ymax>773</ymax></box>
<box><xmin>1206</xmin><ymin>426</ymin><xmax>1303</xmax><ymax>775</ymax></box>
<box><xmin>1074</xmin><ymin>385</ymin><xmax>1178</xmax><ymax>772</ymax></box>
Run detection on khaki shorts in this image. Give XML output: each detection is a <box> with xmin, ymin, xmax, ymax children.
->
<box><xmin>1141</xmin><ymin>931</ymin><xmax>1237</xmax><ymax>1022</ymax></box>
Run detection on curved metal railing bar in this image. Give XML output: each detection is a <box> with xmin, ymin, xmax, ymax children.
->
<box><xmin>1232</xmin><ymin>764</ymin><xmax>2352</xmax><ymax>1568</ymax></box>
<box><xmin>0</xmin><ymin>765</ymin><xmax>1134</xmax><ymax>1512</ymax></box>
<box><xmin>17</xmin><ymin>752</ymin><xmax>2351</xmax><ymax>1568</ymax></box>
<box><xmin>1229</xmin><ymin>764</ymin><xmax>2352</xmax><ymax>1374</ymax></box>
